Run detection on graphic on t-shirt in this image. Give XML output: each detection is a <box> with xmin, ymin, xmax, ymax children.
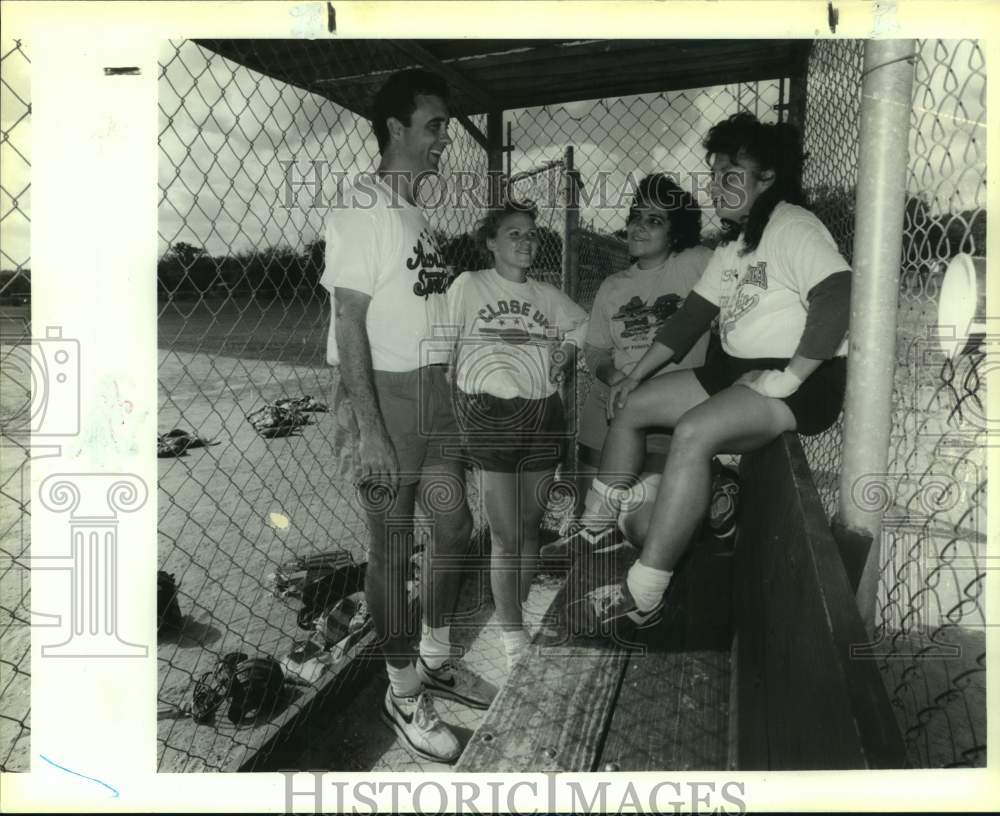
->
<box><xmin>742</xmin><ymin>261</ymin><xmax>768</xmax><ymax>290</ymax></box>
<box><xmin>611</xmin><ymin>293</ymin><xmax>683</xmax><ymax>339</ymax></box>
<box><xmin>719</xmin><ymin>267</ymin><xmax>761</xmax><ymax>347</ymax></box>
<box><xmin>475</xmin><ymin>297</ymin><xmax>561</xmax><ymax>345</ymax></box>
<box><xmin>409</xmin><ymin>228</ymin><xmax>454</xmax><ymax>298</ymax></box>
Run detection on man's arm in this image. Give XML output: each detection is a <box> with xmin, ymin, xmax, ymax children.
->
<box><xmin>334</xmin><ymin>286</ymin><xmax>399</xmax><ymax>486</ymax></box>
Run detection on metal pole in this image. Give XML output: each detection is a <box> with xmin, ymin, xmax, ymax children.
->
<box><xmin>786</xmin><ymin>70</ymin><xmax>807</xmax><ymax>131</ymax></box>
<box><xmin>562</xmin><ymin>146</ymin><xmax>580</xmax><ymax>301</ymax></box>
<box><xmin>506</xmin><ymin>120</ymin><xmax>512</xmax><ymax>181</ymax></box>
<box><xmin>836</xmin><ymin>39</ymin><xmax>916</xmax><ymax>629</ymax></box>
<box><xmin>486</xmin><ymin>110</ymin><xmax>504</xmax><ymax>207</ymax></box>
<box><xmin>561</xmin><ymin>146</ymin><xmax>581</xmax><ymax>474</ymax></box>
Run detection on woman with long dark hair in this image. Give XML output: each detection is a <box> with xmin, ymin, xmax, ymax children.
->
<box><xmin>570</xmin><ymin>112</ymin><xmax>852</xmax><ymax>630</ymax></box>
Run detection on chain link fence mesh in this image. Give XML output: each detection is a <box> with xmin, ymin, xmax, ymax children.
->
<box><xmin>506</xmin><ymin>81</ymin><xmax>781</xmax><ymax>478</ymax></box>
<box><xmin>0</xmin><ymin>35</ymin><xmax>982</xmax><ymax>773</ymax></box>
<box><xmin>799</xmin><ymin>39</ymin><xmax>863</xmax><ymax>511</ymax></box>
<box><xmin>801</xmin><ymin>39</ymin><xmax>986</xmax><ymax>768</ymax></box>
<box><xmin>155</xmin><ymin>39</ymin><xmax>507</xmax><ymax>771</ymax></box>
<box><xmin>0</xmin><ymin>37</ymin><xmax>32</xmax><ymax>773</ymax></box>
<box><xmin>879</xmin><ymin>39</ymin><xmax>986</xmax><ymax>769</ymax></box>
<box><xmin>156</xmin><ymin>41</ymin><xmax>789</xmax><ymax>770</ymax></box>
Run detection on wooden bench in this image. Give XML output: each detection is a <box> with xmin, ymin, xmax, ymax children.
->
<box><xmin>457</xmin><ymin>530</ymin><xmax>734</xmax><ymax>772</ymax></box>
<box><xmin>458</xmin><ymin>432</ymin><xmax>906</xmax><ymax>771</ymax></box>
<box><xmin>735</xmin><ymin>432</ymin><xmax>906</xmax><ymax>769</ymax></box>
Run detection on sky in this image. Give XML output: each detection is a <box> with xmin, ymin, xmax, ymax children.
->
<box><xmin>0</xmin><ymin>38</ymin><xmax>987</xmax><ymax>271</ymax></box>
<box><xmin>154</xmin><ymin>39</ymin><xmax>789</xmax><ymax>257</ymax></box>
<box><xmin>154</xmin><ymin>37</ymin><xmax>988</xmax><ymax>259</ymax></box>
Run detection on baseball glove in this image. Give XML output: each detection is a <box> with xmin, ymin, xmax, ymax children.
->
<box><xmin>314</xmin><ymin>591</ymin><xmax>370</xmax><ymax>649</ymax></box>
<box><xmin>247</xmin><ymin>404</ymin><xmax>311</xmax><ymax>438</ymax></box>
<box><xmin>269</xmin><ymin>550</ymin><xmax>356</xmax><ymax>599</ymax></box>
<box><xmin>296</xmin><ymin>559</ymin><xmax>368</xmax><ymax>629</ymax></box>
<box><xmin>274</xmin><ymin>395</ymin><xmax>329</xmax><ymax>413</ymax></box>
<box><xmin>157</xmin><ymin>570</ymin><xmax>184</xmax><ymax>634</ymax></box>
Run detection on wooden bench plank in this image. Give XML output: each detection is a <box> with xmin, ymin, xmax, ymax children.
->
<box><xmin>456</xmin><ymin>543</ymin><xmax>632</xmax><ymax>772</ymax></box>
<box><xmin>599</xmin><ymin>536</ymin><xmax>733</xmax><ymax>771</ymax></box>
<box><xmin>736</xmin><ymin>433</ymin><xmax>907</xmax><ymax>770</ymax></box>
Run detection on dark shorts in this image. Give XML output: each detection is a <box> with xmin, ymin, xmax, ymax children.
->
<box><xmin>455</xmin><ymin>390</ymin><xmax>565</xmax><ymax>473</ymax></box>
<box><xmin>693</xmin><ymin>350</ymin><xmax>847</xmax><ymax>436</ymax></box>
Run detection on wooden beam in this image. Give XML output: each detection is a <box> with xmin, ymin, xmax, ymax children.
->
<box><xmin>486</xmin><ymin>110</ymin><xmax>504</xmax><ymax>206</ymax></box>
<box><xmin>599</xmin><ymin>536</ymin><xmax>734</xmax><ymax>771</ymax></box>
<box><xmin>388</xmin><ymin>40</ymin><xmax>495</xmax><ymax>112</ymax></box>
<box><xmin>456</xmin><ymin>535</ymin><xmax>632</xmax><ymax>772</ymax></box>
<box><xmin>457</xmin><ymin>113</ymin><xmax>488</xmax><ymax>151</ymax></box>
<box><xmin>736</xmin><ymin>433</ymin><xmax>907</xmax><ymax>770</ymax></box>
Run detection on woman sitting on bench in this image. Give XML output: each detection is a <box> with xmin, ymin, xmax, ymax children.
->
<box><xmin>570</xmin><ymin>112</ymin><xmax>852</xmax><ymax>631</ymax></box>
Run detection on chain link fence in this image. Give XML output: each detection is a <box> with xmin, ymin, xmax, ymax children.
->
<box><xmin>880</xmin><ymin>39</ymin><xmax>986</xmax><ymax>769</ymax></box>
<box><xmin>0</xmin><ymin>38</ymin><xmax>32</xmax><ymax>773</ymax></box>
<box><xmin>156</xmin><ymin>39</ymin><xmax>791</xmax><ymax>770</ymax></box>
<box><xmin>155</xmin><ymin>39</ymin><xmax>506</xmax><ymax>771</ymax></box>
<box><xmin>799</xmin><ymin>39</ymin><xmax>863</xmax><ymax>510</ymax></box>
<box><xmin>800</xmin><ymin>39</ymin><xmax>986</xmax><ymax>768</ymax></box>
<box><xmin>506</xmin><ymin>82</ymin><xmax>781</xmax><ymax>477</ymax></box>
<box><xmin>2</xmin><ymin>35</ymin><xmax>979</xmax><ymax>773</ymax></box>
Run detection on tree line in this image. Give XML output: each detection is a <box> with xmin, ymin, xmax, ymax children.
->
<box><xmin>156</xmin><ymin>226</ymin><xmax>565</xmax><ymax>300</ymax></box>
<box><xmin>154</xmin><ymin>196</ymin><xmax>983</xmax><ymax>302</ymax></box>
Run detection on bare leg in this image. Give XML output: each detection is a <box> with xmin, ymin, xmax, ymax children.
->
<box><xmin>362</xmin><ymin>480</ymin><xmax>419</xmax><ymax>668</ymax></box>
<box><xmin>590</xmin><ymin>370</ymin><xmax>710</xmax><ymax>514</ymax></box>
<box><xmin>482</xmin><ymin>470</ymin><xmax>522</xmax><ymax>632</ymax></box>
<box><xmin>639</xmin><ymin>386</ymin><xmax>796</xmax><ymax>572</ymax></box>
<box><xmin>418</xmin><ymin>459</ymin><xmax>474</xmax><ymax>630</ymax></box>
<box><xmin>517</xmin><ymin>467</ymin><xmax>556</xmax><ymax>607</ymax></box>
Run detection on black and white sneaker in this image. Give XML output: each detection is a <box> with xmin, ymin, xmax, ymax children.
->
<box><xmin>539</xmin><ymin>521</ymin><xmax>631</xmax><ymax>562</ymax></box>
<box><xmin>574</xmin><ymin>579</ymin><xmax>663</xmax><ymax>633</ymax></box>
<box><xmin>381</xmin><ymin>687</ymin><xmax>462</xmax><ymax>764</ymax></box>
<box><xmin>416</xmin><ymin>657</ymin><xmax>498</xmax><ymax>711</ymax></box>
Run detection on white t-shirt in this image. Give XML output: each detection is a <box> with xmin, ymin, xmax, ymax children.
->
<box><xmin>694</xmin><ymin>202</ymin><xmax>851</xmax><ymax>359</ymax></box>
<box><xmin>443</xmin><ymin>268</ymin><xmax>589</xmax><ymax>400</ymax></box>
<box><xmin>586</xmin><ymin>246</ymin><xmax>713</xmax><ymax>375</ymax></box>
<box><xmin>320</xmin><ymin>176</ymin><xmax>453</xmax><ymax>372</ymax></box>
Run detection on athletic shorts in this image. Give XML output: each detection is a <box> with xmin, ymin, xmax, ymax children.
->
<box><xmin>693</xmin><ymin>351</ymin><xmax>847</xmax><ymax>436</ymax></box>
<box><xmin>334</xmin><ymin>365</ymin><xmax>464</xmax><ymax>487</ymax></box>
<box><xmin>454</xmin><ymin>390</ymin><xmax>565</xmax><ymax>473</ymax></box>
<box><xmin>577</xmin><ymin>378</ymin><xmax>672</xmax><ymax>469</ymax></box>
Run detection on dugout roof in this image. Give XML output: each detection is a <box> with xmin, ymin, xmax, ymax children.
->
<box><xmin>195</xmin><ymin>39</ymin><xmax>811</xmax><ymax>118</ymax></box>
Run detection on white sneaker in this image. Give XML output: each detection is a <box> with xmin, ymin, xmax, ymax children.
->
<box><xmin>380</xmin><ymin>687</ymin><xmax>462</xmax><ymax>764</ymax></box>
<box><xmin>416</xmin><ymin>657</ymin><xmax>498</xmax><ymax>710</ymax></box>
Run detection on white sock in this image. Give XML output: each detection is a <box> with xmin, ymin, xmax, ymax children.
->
<box><xmin>419</xmin><ymin>623</ymin><xmax>451</xmax><ymax>670</ymax></box>
<box><xmin>626</xmin><ymin>561</ymin><xmax>673</xmax><ymax>612</ymax></box>
<box><xmin>386</xmin><ymin>662</ymin><xmax>421</xmax><ymax>698</ymax></box>
<box><xmin>501</xmin><ymin>629</ymin><xmax>530</xmax><ymax>668</ymax></box>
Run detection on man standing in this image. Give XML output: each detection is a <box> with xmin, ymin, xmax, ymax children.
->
<box><xmin>321</xmin><ymin>69</ymin><xmax>495</xmax><ymax>764</ymax></box>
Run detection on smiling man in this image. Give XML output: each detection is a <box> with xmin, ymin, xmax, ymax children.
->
<box><xmin>321</xmin><ymin>69</ymin><xmax>496</xmax><ymax>765</ymax></box>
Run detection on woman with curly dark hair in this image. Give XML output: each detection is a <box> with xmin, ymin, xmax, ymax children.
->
<box><xmin>573</xmin><ymin>173</ymin><xmax>713</xmax><ymax>524</ymax></box>
<box><xmin>563</xmin><ymin>113</ymin><xmax>852</xmax><ymax>632</ymax></box>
